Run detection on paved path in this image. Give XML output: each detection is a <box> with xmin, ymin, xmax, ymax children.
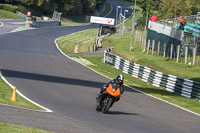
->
<box><xmin>0</xmin><ymin>18</ymin><xmax>26</xmax><ymax>34</ymax></box>
<box><xmin>0</xmin><ymin>1</ymin><xmax>200</xmax><ymax>133</ymax></box>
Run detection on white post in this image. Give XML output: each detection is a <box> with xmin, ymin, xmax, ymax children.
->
<box><xmin>130</xmin><ymin>0</ymin><xmax>137</xmax><ymax>51</ymax></box>
<box><xmin>116</xmin><ymin>6</ymin><xmax>121</xmax><ymax>37</ymax></box>
<box><xmin>142</xmin><ymin>7</ymin><xmax>149</xmax><ymax>54</ymax></box>
<box><xmin>122</xmin><ymin>10</ymin><xmax>128</xmax><ymax>38</ymax></box>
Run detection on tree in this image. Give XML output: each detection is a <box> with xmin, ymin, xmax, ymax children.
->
<box><xmin>190</xmin><ymin>0</ymin><xmax>200</xmax><ymax>15</ymax></box>
<box><xmin>70</xmin><ymin>0</ymin><xmax>83</xmax><ymax>15</ymax></box>
<box><xmin>158</xmin><ymin>0</ymin><xmax>192</xmax><ymax>20</ymax></box>
<box><xmin>1</xmin><ymin>0</ymin><xmax>106</xmax><ymax>17</ymax></box>
<box><xmin>82</xmin><ymin>0</ymin><xmax>96</xmax><ymax>13</ymax></box>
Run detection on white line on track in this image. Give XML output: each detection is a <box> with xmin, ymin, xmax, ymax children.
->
<box><xmin>0</xmin><ymin>22</ymin><xmax>4</xmax><ymax>26</ymax></box>
<box><xmin>0</xmin><ymin>71</ymin><xmax>53</xmax><ymax>112</ymax></box>
<box><xmin>55</xmin><ymin>31</ymin><xmax>200</xmax><ymax>117</ymax></box>
<box><xmin>11</xmin><ymin>26</ymin><xmax>23</xmax><ymax>32</ymax></box>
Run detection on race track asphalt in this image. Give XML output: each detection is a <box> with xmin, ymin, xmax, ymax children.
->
<box><xmin>0</xmin><ymin>0</ymin><xmax>200</xmax><ymax>133</ymax></box>
<box><xmin>0</xmin><ymin>18</ymin><xmax>26</xmax><ymax>33</ymax></box>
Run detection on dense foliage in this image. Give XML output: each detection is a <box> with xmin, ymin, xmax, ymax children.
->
<box><xmin>124</xmin><ymin>0</ymin><xmax>200</xmax><ymax>19</ymax></box>
<box><xmin>1</xmin><ymin>0</ymin><xmax>199</xmax><ymax>21</ymax></box>
<box><xmin>0</xmin><ymin>0</ymin><xmax>106</xmax><ymax>16</ymax></box>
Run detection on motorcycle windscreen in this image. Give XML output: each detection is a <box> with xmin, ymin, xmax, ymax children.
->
<box><xmin>105</xmin><ymin>84</ymin><xmax>121</xmax><ymax>98</ymax></box>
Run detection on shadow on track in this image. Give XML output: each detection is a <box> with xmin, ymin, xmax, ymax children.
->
<box><xmin>1</xmin><ymin>69</ymin><xmax>105</xmax><ymax>88</ymax></box>
<box><xmin>1</xmin><ymin>69</ymin><xmax>142</xmax><ymax>94</ymax></box>
<box><xmin>107</xmin><ymin>111</ymin><xmax>139</xmax><ymax>116</ymax></box>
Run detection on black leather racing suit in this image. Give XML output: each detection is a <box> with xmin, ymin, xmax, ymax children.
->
<box><xmin>97</xmin><ymin>79</ymin><xmax>124</xmax><ymax>103</ymax></box>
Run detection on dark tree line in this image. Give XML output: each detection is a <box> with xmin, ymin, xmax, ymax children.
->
<box><xmin>1</xmin><ymin>0</ymin><xmax>199</xmax><ymax>19</ymax></box>
<box><xmin>1</xmin><ymin>0</ymin><xmax>106</xmax><ymax>16</ymax></box>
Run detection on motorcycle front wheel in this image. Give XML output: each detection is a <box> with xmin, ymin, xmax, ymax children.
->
<box><xmin>95</xmin><ymin>100</ymin><xmax>102</xmax><ymax>111</ymax></box>
<box><xmin>102</xmin><ymin>97</ymin><xmax>113</xmax><ymax>114</ymax></box>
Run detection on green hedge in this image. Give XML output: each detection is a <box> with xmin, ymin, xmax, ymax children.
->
<box><xmin>0</xmin><ymin>4</ymin><xmax>18</xmax><ymax>13</ymax></box>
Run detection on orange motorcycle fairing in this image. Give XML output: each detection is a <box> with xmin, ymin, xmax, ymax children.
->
<box><xmin>105</xmin><ymin>84</ymin><xmax>121</xmax><ymax>98</ymax></box>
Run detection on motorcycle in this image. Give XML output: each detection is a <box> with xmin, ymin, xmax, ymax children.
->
<box><xmin>96</xmin><ymin>83</ymin><xmax>121</xmax><ymax>114</ymax></box>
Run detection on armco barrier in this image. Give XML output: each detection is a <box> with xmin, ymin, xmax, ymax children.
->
<box><xmin>31</xmin><ymin>21</ymin><xmax>60</xmax><ymax>28</ymax></box>
<box><xmin>104</xmin><ymin>51</ymin><xmax>200</xmax><ymax>100</ymax></box>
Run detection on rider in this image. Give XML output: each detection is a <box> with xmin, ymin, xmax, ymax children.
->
<box><xmin>97</xmin><ymin>74</ymin><xmax>124</xmax><ymax>103</ymax></box>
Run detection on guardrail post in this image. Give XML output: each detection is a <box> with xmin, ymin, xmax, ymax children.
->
<box><xmin>163</xmin><ymin>43</ymin><xmax>166</xmax><ymax>58</ymax></box>
<box><xmin>143</xmin><ymin>37</ymin><xmax>146</xmax><ymax>52</ymax></box>
<box><xmin>192</xmin><ymin>47</ymin><xmax>196</xmax><ymax>65</ymax></box>
<box><xmin>147</xmin><ymin>39</ymin><xmax>150</xmax><ymax>54</ymax></box>
<box><xmin>176</xmin><ymin>45</ymin><xmax>180</xmax><ymax>63</ymax></box>
<box><xmin>170</xmin><ymin>43</ymin><xmax>173</xmax><ymax>60</ymax></box>
<box><xmin>185</xmin><ymin>46</ymin><xmax>188</xmax><ymax>64</ymax></box>
<box><xmin>152</xmin><ymin>40</ymin><xmax>155</xmax><ymax>55</ymax></box>
<box><xmin>158</xmin><ymin>41</ymin><xmax>160</xmax><ymax>55</ymax></box>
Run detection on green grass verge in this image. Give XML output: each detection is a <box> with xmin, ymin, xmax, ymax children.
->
<box><xmin>0</xmin><ymin>9</ymin><xmax>18</xmax><ymax>19</ymax></box>
<box><xmin>60</xmin><ymin>18</ymin><xmax>82</xmax><ymax>26</ymax></box>
<box><xmin>65</xmin><ymin>15</ymin><xmax>86</xmax><ymax>23</ymax></box>
<box><xmin>57</xmin><ymin>28</ymin><xmax>98</xmax><ymax>54</ymax></box>
<box><xmin>61</xmin><ymin>22</ymin><xmax>81</xmax><ymax>26</ymax></box>
<box><xmin>0</xmin><ymin>122</ymin><xmax>51</xmax><ymax>133</ymax></box>
<box><xmin>0</xmin><ymin>78</ymin><xmax>43</xmax><ymax>110</ymax></box>
<box><xmin>99</xmin><ymin>2</ymin><xmax>112</xmax><ymax>17</ymax></box>
<box><xmin>0</xmin><ymin>22</ymin><xmax>2</xmax><ymax>25</ymax></box>
<box><xmin>102</xmin><ymin>32</ymin><xmax>200</xmax><ymax>82</ymax></box>
<box><xmin>69</xmin><ymin>54</ymin><xmax>200</xmax><ymax>114</ymax></box>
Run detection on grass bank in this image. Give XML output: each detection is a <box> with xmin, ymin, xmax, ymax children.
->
<box><xmin>103</xmin><ymin>32</ymin><xmax>200</xmax><ymax>82</ymax></box>
<box><xmin>0</xmin><ymin>122</ymin><xmax>50</xmax><ymax>133</ymax></box>
<box><xmin>56</xmin><ymin>29</ymin><xmax>98</xmax><ymax>54</ymax></box>
<box><xmin>0</xmin><ymin>77</ymin><xmax>43</xmax><ymax>110</ymax></box>
<box><xmin>0</xmin><ymin>9</ymin><xmax>18</xmax><ymax>19</ymax></box>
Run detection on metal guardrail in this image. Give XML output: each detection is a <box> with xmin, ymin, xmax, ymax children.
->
<box><xmin>104</xmin><ymin>51</ymin><xmax>200</xmax><ymax>100</ymax></box>
<box><xmin>16</xmin><ymin>11</ymin><xmax>26</xmax><ymax>17</ymax></box>
<box><xmin>157</xmin><ymin>15</ymin><xmax>197</xmax><ymax>28</ymax></box>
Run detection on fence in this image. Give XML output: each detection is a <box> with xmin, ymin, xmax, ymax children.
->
<box><xmin>31</xmin><ymin>21</ymin><xmax>60</xmax><ymax>28</ymax></box>
<box><xmin>157</xmin><ymin>15</ymin><xmax>197</xmax><ymax>28</ymax></box>
<box><xmin>104</xmin><ymin>51</ymin><xmax>200</xmax><ymax>100</ymax></box>
<box><xmin>16</xmin><ymin>11</ymin><xmax>26</xmax><ymax>20</ymax></box>
<box><xmin>134</xmin><ymin>28</ymin><xmax>200</xmax><ymax>66</ymax></box>
<box><xmin>156</xmin><ymin>14</ymin><xmax>200</xmax><ymax>47</ymax></box>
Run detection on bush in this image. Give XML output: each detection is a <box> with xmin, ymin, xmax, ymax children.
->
<box><xmin>0</xmin><ymin>4</ymin><xmax>18</xmax><ymax>13</ymax></box>
<box><xmin>18</xmin><ymin>5</ymin><xmax>26</xmax><ymax>14</ymax></box>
